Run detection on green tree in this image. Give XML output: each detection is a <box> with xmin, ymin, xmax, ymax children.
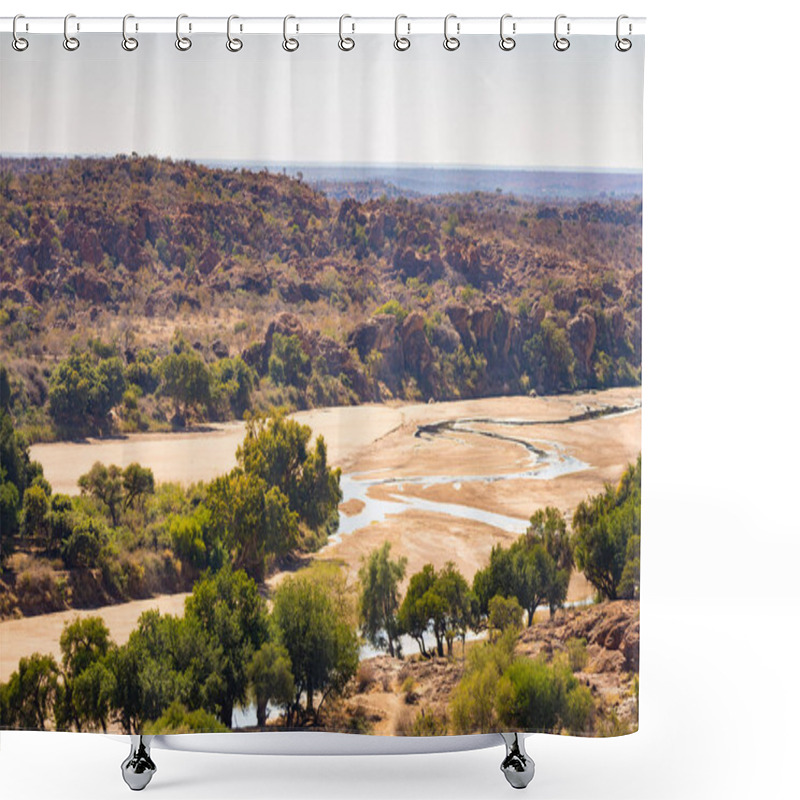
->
<box><xmin>48</xmin><ymin>351</ymin><xmax>125</xmax><ymax>434</ymax></box>
<box><xmin>358</xmin><ymin>542</ymin><xmax>408</xmax><ymax>658</ymax></box>
<box><xmin>183</xmin><ymin>567</ymin><xmax>270</xmax><ymax>728</ymax></box>
<box><xmin>435</xmin><ymin>562</ymin><xmax>475</xmax><ymax>657</ymax></box>
<box><xmin>1</xmin><ymin>653</ymin><xmax>60</xmax><ymax>729</ymax></box>
<box><xmin>524</xmin><ymin>318</ymin><xmax>575</xmax><ymax>393</ymax></box>
<box><xmin>236</xmin><ymin>411</ymin><xmax>342</xmax><ymax>531</ymax></box>
<box><xmin>527</xmin><ymin>506</ymin><xmax>574</xmax><ymax>571</ymax></box>
<box><xmin>268</xmin><ymin>333</ymin><xmax>310</xmax><ymax>388</ymax></box>
<box><xmin>122</xmin><ymin>463</ymin><xmax>155</xmax><ymax>511</ymax></box>
<box><xmin>21</xmin><ymin>484</ymin><xmax>50</xmax><ymax>541</ymax></box>
<box><xmin>160</xmin><ymin>350</ymin><xmax>211</xmax><ymax>423</ymax></box>
<box><xmin>60</xmin><ymin>516</ymin><xmax>109</xmax><ymax>569</ymax></box>
<box><xmin>247</xmin><ymin>641</ymin><xmax>295</xmax><ymax>727</ymax></box>
<box><xmin>573</xmin><ymin>456</ymin><xmax>641</xmax><ymax>600</ymax></box>
<box><xmin>397</xmin><ymin>563</ymin><xmax>437</xmax><ymax>657</ymax></box>
<box><xmin>487</xmin><ymin>595</ymin><xmax>523</xmax><ymax>641</ymax></box>
<box><xmin>78</xmin><ymin>462</ymin><xmax>124</xmax><ymax>526</ymax></box>
<box><xmin>212</xmin><ymin>356</ymin><xmax>256</xmax><ymax>417</ymax></box>
<box><xmin>206</xmin><ymin>471</ymin><xmax>299</xmax><ymax>581</ymax></box>
<box><xmin>273</xmin><ymin>572</ymin><xmax>359</xmax><ymax>724</ymax></box>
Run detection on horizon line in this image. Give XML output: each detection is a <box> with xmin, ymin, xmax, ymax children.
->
<box><xmin>0</xmin><ymin>151</ymin><xmax>642</xmax><ymax>176</ymax></box>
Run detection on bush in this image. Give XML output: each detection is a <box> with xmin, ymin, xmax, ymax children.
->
<box><xmin>147</xmin><ymin>700</ymin><xmax>229</xmax><ymax>734</ymax></box>
<box><xmin>61</xmin><ymin>516</ymin><xmax>109</xmax><ymax>569</ymax></box>
<box><xmin>566</xmin><ymin>637</ymin><xmax>588</xmax><ymax>672</ymax></box>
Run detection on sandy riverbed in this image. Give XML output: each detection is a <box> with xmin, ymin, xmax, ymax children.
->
<box><xmin>0</xmin><ymin>593</ymin><xmax>190</xmax><ymax>683</ymax></box>
<box><xmin>9</xmin><ymin>388</ymin><xmax>639</xmax><ymax>677</ymax></box>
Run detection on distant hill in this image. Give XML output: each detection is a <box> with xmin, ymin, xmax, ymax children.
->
<box><xmin>203</xmin><ymin>162</ymin><xmax>643</xmax><ymax>202</ymax></box>
<box><xmin>0</xmin><ymin>155</ymin><xmax>641</xmax><ymax>440</ymax></box>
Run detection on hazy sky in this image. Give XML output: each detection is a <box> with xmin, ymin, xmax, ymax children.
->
<box><xmin>0</xmin><ymin>33</ymin><xmax>643</xmax><ymax>170</ymax></box>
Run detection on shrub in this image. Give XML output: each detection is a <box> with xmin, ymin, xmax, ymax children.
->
<box><xmin>566</xmin><ymin>637</ymin><xmax>588</xmax><ymax>672</ymax></box>
<box><xmin>147</xmin><ymin>701</ymin><xmax>229</xmax><ymax>734</ymax></box>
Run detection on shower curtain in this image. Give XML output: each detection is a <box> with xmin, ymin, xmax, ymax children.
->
<box><xmin>0</xmin><ymin>20</ymin><xmax>643</xmax><ymax>739</ymax></box>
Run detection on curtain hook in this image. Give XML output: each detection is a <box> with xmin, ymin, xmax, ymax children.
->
<box><xmin>226</xmin><ymin>15</ymin><xmax>243</xmax><ymax>52</ymax></box>
<box><xmin>499</xmin><ymin>13</ymin><xmax>516</xmax><ymax>51</ymax></box>
<box><xmin>615</xmin><ymin>14</ymin><xmax>632</xmax><ymax>51</ymax></box>
<box><xmin>553</xmin><ymin>14</ymin><xmax>570</xmax><ymax>51</ymax></box>
<box><xmin>394</xmin><ymin>14</ymin><xmax>410</xmax><ymax>51</ymax></box>
<box><xmin>283</xmin><ymin>15</ymin><xmax>299</xmax><ymax>52</ymax></box>
<box><xmin>122</xmin><ymin>14</ymin><xmax>138</xmax><ymax>51</ymax></box>
<box><xmin>443</xmin><ymin>13</ymin><xmax>460</xmax><ymax>51</ymax></box>
<box><xmin>338</xmin><ymin>14</ymin><xmax>355</xmax><ymax>51</ymax></box>
<box><xmin>176</xmin><ymin>14</ymin><xmax>192</xmax><ymax>51</ymax></box>
<box><xmin>12</xmin><ymin>14</ymin><xmax>29</xmax><ymax>51</ymax></box>
<box><xmin>63</xmin><ymin>13</ymin><xmax>80</xmax><ymax>51</ymax></box>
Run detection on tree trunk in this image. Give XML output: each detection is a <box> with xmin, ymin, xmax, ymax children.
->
<box><xmin>256</xmin><ymin>700</ymin><xmax>267</xmax><ymax>728</ymax></box>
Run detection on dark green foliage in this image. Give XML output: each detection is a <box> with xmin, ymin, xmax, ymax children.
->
<box><xmin>206</xmin><ymin>472</ymin><xmax>298</xmax><ymax>581</ymax></box>
<box><xmin>358</xmin><ymin>542</ymin><xmax>407</xmax><ymax>658</ymax></box>
<box><xmin>183</xmin><ymin>567</ymin><xmax>271</xmax><ymax>728</ymax></box>
<box><xmin>56</xmin><ymin>617</ymin><xmax>114</xmax><ymax>732</ymax></box>
<box><xmin>60</xmin><ymin>516</ymin><xmax>109</xmax><ymax>569</ymax></box>
<box><xmin>268</xmin><ymin>334</ymin><xmax>310</xmax><ymax>389</ymax></box>
<box><xmin>211</xmin><ymin>356</ymin><xmax>256</xmax><ymax>417</ymax></box>
<box><xmin>48</xmin><ymin>351</ymin><xmax>125</xmax><ymax>434</ymax></box>
<box><xmin>473</xmin><ymin>531</ymin><xmax>569</xmax><ymax>626</ymax></box>
<box><xmin>236</xmin><ymin>411</ymin><xmax>342</xmax><ymax>531</ymax></box>
<box><xmin>496</xmin><ymin>656</ymin><xmax>593</xmax><ymax>733</ymax></box>
<box><xmin>160</xmin><ymin>350</ymin><xmax>211</xmax><ymax>423</ymax></box>
<box><xmin>487</xmin><ymin>595</ymin><xmax>524</xmax><ymax>640</ymax></box>
<box><xmin>273</xmin><ymin>572</ymin><xmax>360</xmax><ymax>723</ymax></box>
<box><xmin>147</xmin><ymin>700</ymin><xmax>229</xmax><ymax>734</ymax></box>
<box><xmin>247</xmin><ymin>642</ymin><xmax>295</xmax><ymax>727</ymax></box>
<box><xmin>573</xmin><ymin>456</ymin><xmax>641</xmax><ymax>600</ymax></box>
<box><xmin>397</xmin><ymin>562</ymin><xmax>475</xmax><ymax>658</ymax></box>
<box><xmin>0</xmin><ymin>653</ymin><xmax>60</xmax><ymax>730</ymax></box>
<box><xmin>1</xmin><ymin>393</ymin><xmax>44</xmax><ymax>555</ymax></box>
<box><xmin>524</xmin><ymin>318</ymin><xmax>576</xmax><ymax>394</ymax></box>
<box><xmin>78</xmin><ymin>462</ymin><xmax>124</xmax><ymax>526</ymax></box>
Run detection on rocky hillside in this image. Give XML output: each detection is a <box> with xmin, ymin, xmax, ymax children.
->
<box><xmin>0</xmin><ymin>156</ymin><xmax>641</xmax><ymax>432</ymax></box>
<box><xmin>323</xmin><ymin>600</ymin><xmax>639</xmax><ymax>736</ymax></box>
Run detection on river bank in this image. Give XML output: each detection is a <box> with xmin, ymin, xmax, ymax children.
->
<box><xmin>6</xmin><ymin>388</ymin><xmax>641</xmax><ymax>681</ymax></box>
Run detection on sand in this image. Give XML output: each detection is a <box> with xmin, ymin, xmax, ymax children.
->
<box><xmin>0</xmin><ymin>593</ymin><xmax>190</xmax><ymax>683</ymax></box>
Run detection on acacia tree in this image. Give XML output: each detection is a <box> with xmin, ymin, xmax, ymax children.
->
<box><xmin>358</xmin><ymin>542</ymin><xmax>408</xmax><ymax>658</ymax></box>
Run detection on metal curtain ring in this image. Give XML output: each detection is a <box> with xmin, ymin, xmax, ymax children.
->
<box><xmin>499</xmin><ymin>13</ymin><xmax>515</xmax><ymax>51</ymax></box>
<box><xmin>175</xmin><ymin>14</ymin><xmax>192</xmax><ymax>51</ymax></box>
<box><xmin>615</xmin><ymin>14</ymin><xmax>632</xmax><ymax>51</ymax></box>
<box><xmin>283</xmin><ymin>15</ymin><xmax>299</xmax><ymax>52</ymax></box>
<box><xmin>226</xmin><ymin>15</ymin><xmax>243</xmax><ymax>52</ymax></box>
<box><xmin>63</xmin><ymin>13</ymin><xmax>80</xmax><ymax>51</ymax></box>
<box><xmin>394</xmin><ymin>14</ymin><xmax>410</xmax><ymax>51</ymax></box>
<box><xmin>553</xmin><ymin>14</ymin><xmax>570</xmax><ymax>51</ymax></box>
<box><xmin>443</xmin><ymin>14</ymin><xmax>460</xmax><ymax>51</ymax></box>
<box><xmin>12</xmin><ymin>14</ymin><xmax>29</xmax><ymax>51</ymax></box>
<box><xmin>338</xmin><ymin>14</ymin><xmax>355</xmax><ymax>51</ymax></box>
<box><xmin>122</xmin><ymin>14</ymin><xmax>138</xmax><ymax>51</ymax></box>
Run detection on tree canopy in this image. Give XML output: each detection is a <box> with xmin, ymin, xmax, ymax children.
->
<box><xmin>358</xmin><ymin>542</ymin><xmax>407</xmax><ymax>658</ymax></box>
<box><xmin>573</xmin><ymin>456</ymin><xmax>641</xmax><ymax>600</ymax></box>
